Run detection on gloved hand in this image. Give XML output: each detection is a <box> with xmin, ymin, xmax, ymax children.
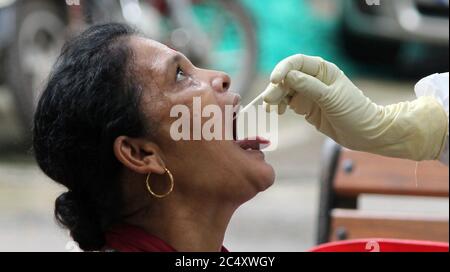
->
<box><xmin>263</xmin><ymin>54</ymin><xmax>448</xmax><ymax>161</ymax></box>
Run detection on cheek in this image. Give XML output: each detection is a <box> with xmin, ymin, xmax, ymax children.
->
<box><xmin>159</xmin><ymin>141</ymin><xmax>238</xmax><ymax>196</ymax></box>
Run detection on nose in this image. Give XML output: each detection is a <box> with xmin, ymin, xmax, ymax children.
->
<box><xmin>211</xmin><ymin>72</ymin><xmax>231</xmax><ymax>93</ymax></box>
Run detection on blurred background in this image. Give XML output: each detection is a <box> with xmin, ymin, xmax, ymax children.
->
<box><xmin>0</xmin><ymin>0</ymin><xmax>448</xmax><ymax>251</ymax></box>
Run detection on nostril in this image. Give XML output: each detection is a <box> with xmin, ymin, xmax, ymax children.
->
<box><xmin>212</xmin><ymin>76</ymin><xmax>230</xmax><ymax>92</ymax></box>
<box><xmin>222</xmin><ymin>74</ymin><xmax>231</xmax><ymax>92</ymax></box>
<box><xmin>223</xmin><ymin>80</ymin><xmax>230</xmax><ymax>91</ymax></box>
<box><xmin>212</xmin><ymin>73</ymin><xmax>231</xmax><ymax>93</ymax></box>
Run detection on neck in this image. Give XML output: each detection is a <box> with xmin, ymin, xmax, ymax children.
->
<box><xmin>125</xmin><ymin>194</ymin><xmax>238</xmax><ymax>252</ymax></box>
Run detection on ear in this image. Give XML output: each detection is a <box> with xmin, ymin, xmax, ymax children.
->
<box><xmin>113</xmin><ymin>136</ymin><xmax>166</xmax><ymax>175</ymax></box>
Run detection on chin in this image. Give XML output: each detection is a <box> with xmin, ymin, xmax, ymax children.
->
<box><xmin>231</xmin><ymin>164</ymin><xmax>275</xmax><ymax>205</ymax></box>
<box><xmin>252</xmin><ymin>163</ymin><xmax>276</xmax><ymax>193</ymax></box>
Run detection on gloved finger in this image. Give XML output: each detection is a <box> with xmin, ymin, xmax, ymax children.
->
<box><xmin>271</xmin><ymin>54</ymin><xmax>343</xmax><ymax>85</ymax></box>
<box><xmin>263</xmin><ymin>83</ymin><xmax>289</xmax><ymax>104</ymax></box>
<box><xmin>315</xmin><ymin>61</ymin><xmax>342</xmax><ymax>85</ymax></box>
<box><xmin>263</xmin><ymin>101</ymin><xmax>288</xmax><ymax>115</ymax></box>
<box><xmin>278</xmin><ymin>102</ymin><xmax>288</xmax><ymax>115</ymax></box>
<box><xmin>289</xmin><ymin>92</ymin><xmax>315</xmax><ymax>116</ymax></box>
<box><xmin>264</xmin><ymin>101</ymin><xmax>276</xmax><ymax>113</ymax></box>
<box><xmin>285</xmin><ymin>70</ymin><xmax>329</xmax><ymax>102</ymax></box>
<box><xmin>263</xmin><ymin>101</ymin><xmax>273</xmax><ymax>113</ymax></box>
<box><xmin>270</xmin><ymin>54</ymin><xmax>326</xmax><ymax>84</ymax></box>
<box><xmin>282</xmin><ymin>92</ymin><xmax>293</xmax><ymax>105</ymax></box>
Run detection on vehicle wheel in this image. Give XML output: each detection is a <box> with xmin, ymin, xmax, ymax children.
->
<box><xmin>171</xmin><ymin>0</ymin><xmax>258</xmax><ymax>96</ymax></box>
<box><xmin>340</xmin><ymin>20</ymin><xmax>402</xmax><ymax>64</ymax></box>
<box><xmin>316</xmin><ymin>139</ymin><xmax>342</xmax><ymax>245</ymax></box>
<box><xmin>6</xmin><ymin>0</ymin><xmax>67</xmax><ymax>140</ymax></box>
<box><xmin>213</xmin><ymin>0</ymin><xmax>258</xmax><ymax>95</ymax></box>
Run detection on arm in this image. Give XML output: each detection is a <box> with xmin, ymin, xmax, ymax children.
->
<box><xmin>263</xmin><ymin>55</ymin><xmax>448</xmax><ymax>162</ymax></box>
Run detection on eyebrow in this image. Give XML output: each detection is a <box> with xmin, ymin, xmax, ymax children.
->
<box><xmin>163</xmin><ymin>53</ymin><xmax>182</xmax><ymax>81</ymax></box>
<box><xmin>164</xmin><ymin>54</ymin><xmax>182</xmax><ymax>77</ymax></box>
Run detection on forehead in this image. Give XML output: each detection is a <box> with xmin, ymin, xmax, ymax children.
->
<box><xmin>128</xmin><ymin>36</ymin><xmax>176</xmax><ymax>75</ymax></box>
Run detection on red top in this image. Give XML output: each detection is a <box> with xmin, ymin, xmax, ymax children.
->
<box><xmin>104</xmin><ymin>224</ymin><xmax>229</xmax><ymax>252</ymax></box>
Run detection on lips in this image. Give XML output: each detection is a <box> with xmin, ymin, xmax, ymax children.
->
<box><xmin>232</xmin><ymin>106</ymin><xmax>270</xmax><ymax>151</ymax></box>
<box><xmin>235</xmin><ymin>136</ymin><xmax>271</xmax><ymax>151</ymax></box>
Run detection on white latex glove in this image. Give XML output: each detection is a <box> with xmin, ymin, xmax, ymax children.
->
<box><xmin>263</xmin><ymin>54</ymin><xmax>448</xmax><ymax>161</ymax></box>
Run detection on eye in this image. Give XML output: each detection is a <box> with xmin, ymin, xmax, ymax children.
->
<box><xmin>176</xmin><ymin>66</ymin><xmax>187</xmax><ymax>82</ymax></box>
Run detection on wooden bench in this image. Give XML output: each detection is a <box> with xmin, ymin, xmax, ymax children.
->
<box><xmin>316</xmin><ymin>139</ymin><xmax>449</xmax><ymax>244</ymax></box>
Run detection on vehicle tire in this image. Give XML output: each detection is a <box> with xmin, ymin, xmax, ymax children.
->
<box><xmin>172</xmin><ymin>0</ymin><xmax>258</xmax><ymax>95</ymax></box>
<box><xmin>5</xmin><ymin>0</ymin><xmax>67</xmax><ymax>140</ymax></box>
<box><xmin>340</xmin><ymin>20</ymin><xmax>402</xmax><ymax>65</ymax></box>
<box><xmin>215</xmin><ymin>0</ymin><xmax>258</xmax><ymax>95</ymax></box>
<box><xmin>316</xmin><ymin>139</ymin><xmax>342</xmax><ymax>245</ymax></box>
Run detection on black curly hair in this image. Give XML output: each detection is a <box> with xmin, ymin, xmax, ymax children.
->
<box><xmin>33</xmin><ymin>23</ymin><xmax>149</xmax><ymax>251</ymax></box>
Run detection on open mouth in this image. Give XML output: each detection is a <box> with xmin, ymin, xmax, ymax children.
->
<box><xmin>235</xmin><ymin>136</ymin><xmax>271</xmax><ymax>151</ymax></box>
<box><xmin>232</xmin><ymin>106</ymin><xmax>270</xmax><ymax>151</ymax></box>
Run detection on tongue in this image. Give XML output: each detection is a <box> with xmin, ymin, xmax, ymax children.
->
<box><xmin>235</xmin><ymin>136</ymin><xmax>271</xmax><ymax>150</ymax></box>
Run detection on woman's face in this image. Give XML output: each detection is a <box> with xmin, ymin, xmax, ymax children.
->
<box><xmin>129</xmin><ymin>36</ymin><xmax>275</xmax><ymax>203</ymax></box>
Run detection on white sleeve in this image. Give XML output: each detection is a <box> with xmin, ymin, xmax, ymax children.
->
<box><xmin>415</xmin><ymin>73</ymin><xmax>449</xmax><ymax>166</ymax></box>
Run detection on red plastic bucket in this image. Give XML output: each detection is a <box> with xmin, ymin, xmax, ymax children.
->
<box><xmin>309</xmin><ymin>239</ymin><xmax>449</xmax><ymax>252</ymax></box>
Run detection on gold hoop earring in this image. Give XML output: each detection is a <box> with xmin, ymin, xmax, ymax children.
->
<box><xmin>145</xmin><ymin>167</ymin><xmax>174</xmax><ymax>198</ymax></box>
